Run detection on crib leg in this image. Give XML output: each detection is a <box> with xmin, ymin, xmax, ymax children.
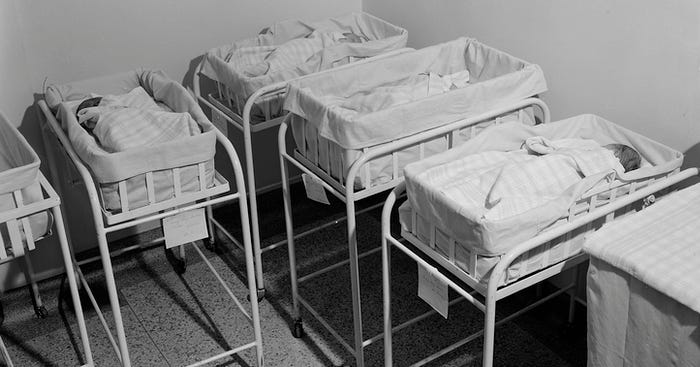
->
<box><xmin>0</xmin><ymin>334</ymin><xmax>14</xmax><ymax>367</ymax></box>
<box><xmin>53</xmin><ymin>206</ymin><xmax>94</xmax><ymax>366</ymax></box>
<box><xmin>95</xmin><ymin>227</ymin><xmax>132</xmax><ymax>366</ymax></box>
<box><xmin>204</xmin><ymin>204</ymin><xmax>222</xmax><ymax>254</ymax></box>
<box><xmin>382</xmin><ymin>231</ymin><xmax>393</xmax><ymax>366</ymax></box>
<box><xmin>281</xmin><ymin>148</ymin><xmax>303</xmax><ymax>337</ymax></box>
<box><xmin>21</xmin><ymin>255</ymin><xmax>47</xmax><ymax>319</ymax></box>
<box><xmin>482</xmin><ymin>291</ymin><xmax>497</xmax><ymax>367</ymax></box>
<box><xmin>568</xmin><ymin>264</ymin><xmax>584</xmax><ymax>324</ymax></box>
<box><xmin>243</xmin><ymin>115</ymin><xmax>266</xmax><ymax>299</ymax></box>
<box><xmin>346</xmin><ymin>200</ymin><xmax>365</xmax><ymax>367</ymax></box>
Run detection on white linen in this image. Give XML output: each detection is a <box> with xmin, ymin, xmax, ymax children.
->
<box><xmin>403</xmin><ymin>115</ymin><xmax>683</xmax><ymax>256</ymax></box>
<box><xmin>584</xmin><ymin>182</ymin><xmax>700</xmax><ymax>314</ymax></box>
<box><xmin>286</xmin><ymin>37</ymin><xmax>547</xmax><ymax>150</ymax></box>
<box><xmin>78</xmin><ymin>87</ymin><xmax>201</xmax><ymax>152</ymax></box>
<box><xmin>587</xmin><ymin>257</ymin><xmax>700</xmax><ymax>367</ymax></box>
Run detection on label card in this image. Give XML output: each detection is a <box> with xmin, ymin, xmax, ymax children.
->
<box><xmin>418</xmin><ymin>264</ymin><xmax>449</xmax><ymax>318</ymax></box>
<box><xmin>302</xmin><ymin>173</ymin><xmax>330</xmax><ymax>205</ymax></box>
<box><xmin>163</xmin><ymin>208</ymin><xmax>209</xmax><ymax>249</ymax></box>
<box><xmin>211</xmin><ymin>108</ymin><xmax>228</xmax><ymax>136</ymax></box>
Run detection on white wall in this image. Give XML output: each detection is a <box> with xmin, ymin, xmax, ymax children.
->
<box><xmin>364</xmin><ymin>0</ymin><xmax>700</xmax><ymax>166</ymax></box>
<box><xmin>0</xmin><ymin>0</ymin><xmax>361</xmax><ymax>289</ymax></box>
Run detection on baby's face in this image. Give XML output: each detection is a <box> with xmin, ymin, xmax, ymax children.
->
<box><xmin>603</xmin><ymin>143</ymin><xmax>641</xmax><ymax>172</ymax></box>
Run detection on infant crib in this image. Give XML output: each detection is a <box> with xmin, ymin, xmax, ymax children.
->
<box><xmin>381</xmin><ymin>113</ymin><xmax>688</xmax><ymax>367</ymax></box>
<box><xmin>279</xmin><ymin>35</ymin><xmax>547</xmax><ymax>367</ymax></box>
<box><xmin>39</xmin><ymin>69</ymin><xmax>263</xmax><ymax>367</ymax></box>
<box><xmin>194</xmin><ymin>12</ymin><xmax>408</xmax><ymax>299</ymax></box>
<box><xmin>0</xmin><ymin>110</ymin><xmax>92</xmax><ymax>366</ymax></box>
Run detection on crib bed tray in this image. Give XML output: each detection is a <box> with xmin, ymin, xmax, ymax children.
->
<box><xmin>0</xmin><ymin>112</ymin><xmax>50</xmax><ymax>253</ymax></box>
<box><xmin>403</xmin><ymin>114</ymin><xmax>683</xmax><ymax>260</ymax></box>
<box><xmin>286</xmin><ymin>37</ymin><xmax>546</xmax><ymax>190</ymax></box>
<box><xmin>201</xmin><ymin>12</ymin><xmax>408</xmax><ymax>120</ymax></box>
<box><xmin>45</xmin><ymin>69</ymin><xmax>217</xmax><ymax>213</ymax></box>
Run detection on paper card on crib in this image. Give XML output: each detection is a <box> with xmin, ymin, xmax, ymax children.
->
<box><xmin>211</xmin><ymin>108</ymin><xmax>228</xmax><ymax>136</ymax></box>
<box><xmin>302</xmin><ymin>173</ymin><xmax>330</xmax><ymax>205</ymax></box>
<box><xmin>163</xmin><ymin>208</ymin><xmax>209</xmax><ymax>249</ymax></box>
<box><xmin>418</xmin><ymin>264</ymin><xmax>449</xmax><ymax>318</ymax></box>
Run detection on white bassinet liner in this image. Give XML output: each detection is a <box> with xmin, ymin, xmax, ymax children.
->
<box><xmin>403</xmin><ymin>114</ymin><xmax>683</xmax><ymax>257</ymax></box>
<box><xmin>45</xmin><ymin>70</ymin><xmax>216</xmax><ymax>212</ymax></box>
<box><xmin>397</xmin><ymin>202</ymin><xmax>585</xmax><ymax>285</ymax></box>
<box><xmin>292</xmin><ymin>113</ymin><xmax>518</xmax><ymax>189</ymax></box>
<box><xmin>201</xmin><ymin>12</ymin><xmax>408</xmax><ymax>114</ymax></box>
<box><xmin>285</xmin><ymin>36</ymin><xmax>547</xmax><ymax>150</ymax></box>
<box><xmin>0</xmin><ymin>112</ymin><xmax>50</xmax><ymax>247</ymax></box>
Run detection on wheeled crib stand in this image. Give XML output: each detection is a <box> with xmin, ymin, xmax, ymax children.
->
<box><xmin>380</xmin><ymin>115</ymin><xmax>690</xmax><ymax>366</ymax></box>
<box><xmin>0</xmin><ymin>111</ymin><xmax>93</xmax><ymax>366</ymax></box>
<box><xmin>37</xmin><ymin>74</ymin><xmax>263</xmax><ymax>366</ymax></box>
<box><xmin>193</xmin><ymin>13</ymin><xmax>408</xmax><ymax>299</ymax></box>
<box><xmin>279</xmin><ymin>98</ymin><xmax>550</xmax><ymax>367</ymax></box>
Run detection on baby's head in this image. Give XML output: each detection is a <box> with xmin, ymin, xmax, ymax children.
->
<box><xmin>604</xmin><ymin>143</ymin><xmax>641</xmax><ymax>172</ymax></box>
<box><xmin>75</xmin><ymin>97</ymin><xmax>102</xmax><ymax>132</ymax></box>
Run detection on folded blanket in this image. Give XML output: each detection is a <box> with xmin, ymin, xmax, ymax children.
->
<box><xmin>77</xmin><ymin>87</ymin><xmax>201</xmax><ymax>152</ymax></box>
<box><xmin>327</xmin><ymin>70</ymin><xmax>471</xmax><ymax>116</ymax></box>
<box><xmin>228</xmin><ymin>30</ymin><xmax>366</xmax><ymax>78</ymax></box>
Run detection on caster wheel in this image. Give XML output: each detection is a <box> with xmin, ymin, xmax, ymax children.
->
<box><xmin>247</xmin><ymin>288</ymin><xmax>266</xmax><ymax>302</ymax></box>
<box><xmin>292</xmin><ymin>320</ymin><xmax>304</xmax><ymax>338</ymax></box>
<box><xmin>34</xmin><ymin>305</ymin><xmax>49</xmax><ymax>319</ymax></box>
<box><xmin>205</xmin><ymin>239</ymin><xmax>223</xmax><ymax>254</ymax></box>
<box><xmin>173</xmin><ymin>260</ymin><xmax>187</xmax><ymax>275</ymax></box>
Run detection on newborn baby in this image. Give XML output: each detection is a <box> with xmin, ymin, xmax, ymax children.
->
<box><xmin>73</xmin><ymin>87</ymin><xmax>200</xmax><ymax>152</ymax></box>
<box><xmin>603</xmin><ymin>143</ymin><xmax>641</xmax><ymax>172</ymax></box>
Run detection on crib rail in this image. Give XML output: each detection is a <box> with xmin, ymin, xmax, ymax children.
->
<box><xmin>37</xmin><ymin>100</ymin><xmax>231</xmax><ymax>226</ymax></box>
<box><xmin>0</xmin><ymin>175</ymin><xmax>59</xmax><ymax>263</ymax></box>
<box><xmin>283</xmin><ymin>97</ymin><xmax>550</xmax><ymax>203</ymax></box>
<box><xmin>382</xmin><ymin>167</ymin><xmax>698</xmax><ymax>367</ymax></box>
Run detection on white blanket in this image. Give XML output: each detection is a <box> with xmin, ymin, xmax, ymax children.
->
<box><xmin>229</xmin><ymin>31</ymin><xmax>360</xmax><ymax>77</ymax></box>
<box><xmin>425</xmin><ymin>138</ymin><xmax>620</xmax><ymax>225</ymax></box>
<box><xmin>77</xmin><ymin>87</ymin><xmax>201</xmax><ymax>152</ymax></box>
<box><xmin>584</xmin><ymin>182</ymin><xmax>700</xmax><ymax>314</ymax></box>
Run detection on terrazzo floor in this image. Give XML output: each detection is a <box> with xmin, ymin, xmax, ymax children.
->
<box><xmin>0</xmin><ymin>183</ymin><xmax>587</xmax><ymax>366</ymax></box>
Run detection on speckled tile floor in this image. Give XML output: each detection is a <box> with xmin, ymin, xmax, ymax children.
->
<box><xmin>0</xmin><ymin>183</ymin><xmax>587</xmax><ymax>366</ymax></box>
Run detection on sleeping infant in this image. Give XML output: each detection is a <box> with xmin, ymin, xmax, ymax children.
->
<box><xmin>75</xmin><ymin>87</ymin><xmax>201</xmax><ymax>152</ymax></box>
<box><xmin>481</xmin><ymin>137</ymin><xmax>641</xmax><ymax>220</ymax></box>
<box><xmin>229</xmin><ymin>30</ymin><xmax>369</xmax><ymax>77</ymax></box>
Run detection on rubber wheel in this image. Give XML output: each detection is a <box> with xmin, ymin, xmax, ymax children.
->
<box><xmin>34</xmin><ymin>305</ymin><xmax>49</xmax><ymax>319</ymax></box>
<box><xmin>247</xmin><ymin>288</ymin><xmax>266</xmax><ymax>302</ymax></box>
<box><xmin>292</xmin><ymin>320</ymin><xmax>305</xmax><ymax>338</ymax></box>
<box><xmin>173</xmin><ymin>260</ymin><xmax>186</xmax><ymax>275</ymax></box>
<box><xmin>205</xmin><ymin>239</ymin><xmax>223</xmax><ymax>254</ymax></box>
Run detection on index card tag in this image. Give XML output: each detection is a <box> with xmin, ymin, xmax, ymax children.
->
<box><xmin>418</xmin><ymin>264</ymin><xmax>449</xmax><ymax>318</ymax></box>
<box><xmin>211</xmin><ymin>108</ymin><xmax>228</xmax><ymax>136</ymax></box>
<box><xmin>302</xmin><ymin>173</ymin><xmax>330</xmax><ymax>205</ymax></box>
<box><xmin>163</xmin><ymin>208</ymin><xmax>209</xmax><ymax>249</ymax></box>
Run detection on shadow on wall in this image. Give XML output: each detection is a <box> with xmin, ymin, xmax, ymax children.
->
<box><xmin>680</xmin><ymin>142</ymin><xmax>700</xmax><ymax>189</ymax></box>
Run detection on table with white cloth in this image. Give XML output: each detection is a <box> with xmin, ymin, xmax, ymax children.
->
<box><xmin>583</xmin><ymin>182</ymin><xmax>700</xmax><ymax>367</ymax></box>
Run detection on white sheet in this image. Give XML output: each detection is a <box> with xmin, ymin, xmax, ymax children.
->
<box><xmin>404</xmin><ymin>114</ymin><xmax>683</xmax><ymax>256</ymax></box>
<box><xmin>584</xmin><ymin>182</ymin><xmax>700</xmax><ymax>314</ymax></box>
<box><xmin>286</xmin><ymin>37</ymin><xmax>547</xmax><ymax>150</ymax></box>
<box><xmin>587</xmin><ymin>257</ymin><xmax>700</xmax><ymax>367</ymax></box>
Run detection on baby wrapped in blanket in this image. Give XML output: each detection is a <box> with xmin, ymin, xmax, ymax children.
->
<box><xmin>75</xmin><ymin>87</ymin><xmax>201</xmax><ymax>152</ymax></box>
<box><xmin>228</xmin><ymin>30</ymin><xmax>369</xmax><ymax>77</ymax></box>
<box><xmin>439</xmin><ymin>137</ymin><xmax>640</xmax><ymax>223</ymax></box>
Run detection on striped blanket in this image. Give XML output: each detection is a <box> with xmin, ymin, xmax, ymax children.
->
<box><xmin>77</xmin><ymin>87</ymin><xmax>201</xmax><ymax>152</ymax></box>
<box><xmin>428</xmin><ymin>138</ymin><xmax>621</xmax><ymax>223</ymax></box>
<box><xmin>227</xmin><ymin>30</ymin><xmax>367</xmax><ymax>78</ymax></box>
<box><xmin>584</xmin><ymin>182</ymin><xmax>700</xmax><ymax>314</ymax></box>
